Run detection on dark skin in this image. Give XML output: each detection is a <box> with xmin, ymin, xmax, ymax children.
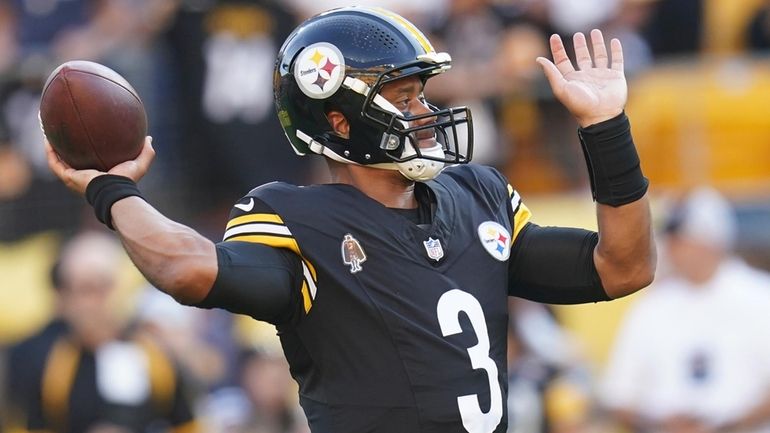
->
<box><xmin>45</xmin><ymin>30</ymin><xmax>654</xmax><ymax>304</ymax></box>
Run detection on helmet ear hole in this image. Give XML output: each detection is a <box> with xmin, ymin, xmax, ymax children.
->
<box><xmin>326</xmin><ymin>111</ymin><xmax>350</xmax><ymax>138</ymax></box>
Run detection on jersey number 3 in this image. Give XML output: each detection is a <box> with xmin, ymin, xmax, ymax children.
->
<box><xmin>437</xmin><ymin>289</ymin><xmax>503</xmax><ymax>433</ymax></box>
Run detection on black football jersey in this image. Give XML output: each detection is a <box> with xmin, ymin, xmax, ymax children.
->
<box><xmin>222</xmin><ymin>164</ymin><xmax>531</xmax><ymax>433</ymax></box>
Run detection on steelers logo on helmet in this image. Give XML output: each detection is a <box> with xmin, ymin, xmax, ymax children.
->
<box><xmin>294</xmin><ymin>42</ymin><xmax>345</xmax><ymax>99</ymax></box>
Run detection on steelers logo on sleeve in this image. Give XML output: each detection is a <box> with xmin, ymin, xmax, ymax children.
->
<box><xmin>477</xmin><ymin>221</ymin><xmax>512</xmax><ymax>261</ymax></box>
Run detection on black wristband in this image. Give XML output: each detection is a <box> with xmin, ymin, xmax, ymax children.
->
<box><xmin>578</xmin><ymin>112</ymin><xmax>649</xmax><ymax>207</ymax></box>
<box><xmin>85</xmin><ymin>174</ymin><xmax>144</xmax><ymax>230</ymax></box>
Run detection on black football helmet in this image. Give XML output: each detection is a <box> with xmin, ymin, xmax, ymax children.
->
<box><xmin>274</xmin><ymin>6</ymin><xmax>473</xmax><ymax>181</ymax></box>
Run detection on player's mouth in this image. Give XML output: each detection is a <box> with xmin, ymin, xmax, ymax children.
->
<box><xmin>411</xmin><ymin>130</ymin><xmax>437</xmax><ymax>149</ymax></box>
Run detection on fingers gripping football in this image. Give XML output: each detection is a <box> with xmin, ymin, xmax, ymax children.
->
<box><xmin>46</xmin><ymin>136</ymin><xmax>155</xmax><ymax>195</ymax></box>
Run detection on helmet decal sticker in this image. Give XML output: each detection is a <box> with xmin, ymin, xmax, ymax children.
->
<box><xmin>294</xmin><ymin>42</ymin><xmax>346</xmax><ymax>99</ymax></box>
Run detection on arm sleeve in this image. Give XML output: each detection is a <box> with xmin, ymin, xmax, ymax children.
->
<box><xmin>195</xmin><ymin>241</ymin><xmax>303</xmax><ymax>325</ymax></box>
<box><xmin>508</xmin><ymin>222</ymin><xmax>610</xmax><ymax>304</ymax></box>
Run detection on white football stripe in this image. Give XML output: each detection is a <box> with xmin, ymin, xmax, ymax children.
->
<box><xmin>302</xmin><ymin>262</ymin><xmax>317</xmax><ymax>299</ymax></box>
<box><xmin>223</xmin><ymin>223</ymin><xmax>291</xmax><ymax>240</ymax></box>
<box><xmin>510</xmin><ymin>190</ymin><xmax>521</xmax><ymax>209</ymax></box>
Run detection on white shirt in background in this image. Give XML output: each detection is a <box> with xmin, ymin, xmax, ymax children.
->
<box><xmin>602</xmin><ymin>259</ymin><xmax>770</xmax><ymax>433</ymax></box>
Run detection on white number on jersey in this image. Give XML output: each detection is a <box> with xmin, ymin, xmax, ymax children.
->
<box><xmin>437</xmin><ymin>289</ymin><xmax>503</xmax><ymax>433</ymax></box>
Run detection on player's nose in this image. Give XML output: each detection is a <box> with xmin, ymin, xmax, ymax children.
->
<box><xmin>408</xmin><ymin>99</ymin><xmax>437</xmax><ymax>127</ymax></box>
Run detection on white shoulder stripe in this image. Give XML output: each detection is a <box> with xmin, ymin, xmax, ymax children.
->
<box><xmin>302</xmin><ymin>262</ymin><xmax>317</xmax><ymax>298</ymax></box>
<box><xmin>510</xmin><ymin>190</ymin><xmax>521</xmax><ymax>208</ymax></box>
<box><xmin>223</xmin><ymin>223</ymin><xmax>292</xmax><ymax>240</ymax></box>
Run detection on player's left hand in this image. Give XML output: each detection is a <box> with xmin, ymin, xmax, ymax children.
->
<box><xmin>45</xmin><ymin>136</ymin><xmax>155</xmax><ymax>195</ymax></box>
<box><xmin>537</xmin><ymin>29</ymin><xmax>627</xmax><ymax>128</ymax></box>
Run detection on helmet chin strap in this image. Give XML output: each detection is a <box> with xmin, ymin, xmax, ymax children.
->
<box><xmin>353</xmin><ymin>142</ymin><xmax>446</xmax><ymax>181</ymax></box>
<box><xmin>395</xmin><ymin>143</ymin><xmax>445</xmax><ymax>181</ymax></box>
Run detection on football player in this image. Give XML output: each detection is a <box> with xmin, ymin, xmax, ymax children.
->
<box><xmin>46</xmin><ymin>7</ymin><xmax>655</xmax><ymax>433</ymax></box>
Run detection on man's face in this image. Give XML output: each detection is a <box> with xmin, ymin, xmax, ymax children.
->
<box><xmin>378</xmin><ymin>75</ymin><xmax>438</xmax><ymax>149</ymax></box>
<box><xmin>59</xmin><ymin>243</ymin><xmax>123</xmax><ymax>344</ymax></box>
<box><xmin>61</xmin><ymin>270</ymin><xmax>116</xmax><ymax>323</ymax></box>
<box><xmin>666</xmin><ymin>234</ymin><xmax>725</xmax><ymax>285</ymax></box>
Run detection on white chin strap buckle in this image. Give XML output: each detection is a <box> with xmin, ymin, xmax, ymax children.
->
<box><xmin>396</xmin><ymin>143</ymin><xmax>446</xmax><ymax>181</ymax></box>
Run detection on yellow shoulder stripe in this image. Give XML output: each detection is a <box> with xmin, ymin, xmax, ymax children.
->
<box><xmin>507</xmin><ymin>184</ymin><xmax>514</xmax><ymax>197</ymax></box>
<box><xmin>226</xmin><ymin>213</ymin><xmax>283</xmax><ymax>230</ymax></box>
<box><xmin>301</xmin><ymin>281</ymin><xmax>313</xmax><ymax>314</ymax></box>
<box><xmin>512</xmin><ymin>203</ymin><xmax>532</xmax><ymax>243</ymax></box>
<box><xmin>226</xmin><ymin>234</ymin><xmax>317</xmax><ymax>281</ymax></box>
<box><xmin>226</xmin><ymin>215</ymin><xmax>319</xmax><ymax>314</ymax></box>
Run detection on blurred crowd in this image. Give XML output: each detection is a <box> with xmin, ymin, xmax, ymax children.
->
<box><xmin>2</xmin><ymin>0</ymin><xmax>770</xmax><ymax>432</ymax></box>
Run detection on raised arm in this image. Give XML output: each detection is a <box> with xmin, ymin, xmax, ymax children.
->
<box><xmin>45</xmin><ymin>138</ymin><xmax>217</xmax><ymax>304</ymax></box>
<box><xmin>536</xmin><ymin>30</ymin><xmax>656</xmax><ymax>298</ymax></box>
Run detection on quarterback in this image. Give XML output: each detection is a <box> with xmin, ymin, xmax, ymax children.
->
<box><xmin>46</xmin><ymin>7</ymin><xmax>655</xmax><ymax>433</ymax></box>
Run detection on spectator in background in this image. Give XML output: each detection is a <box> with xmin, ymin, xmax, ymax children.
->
<box><xmin>237</xmin><ymin>349</ymin><xmax>307</xmax><ymax>433</ymax></box>
<box><xmin>4</xmin><ymin>231</ymin><xmax>198</xmax><ymax>433</ymax></box>
<box><xmin>426</xmin><ymin>0</ymin><xmax>531</xmax><ymax>167</ymax></box>
<box><xmin>200</xmin><ymin>348</ymin><xmax>308</xmax><ymax>433</ymax></box>
<box><xmin>601</xmin><ymin>188</ymin><xmax>770</xmax><ymax>433</ymax></box>
<box><xmin>747</xmin><ymin>0</ymin><xmax>770</xmax><ymax>51</ymax></box>
<box><xmin>507</xmin><ymin>299</ymin><xmax>594</xmax><ymax>433</ymax></box>
<box><xmin>137</xmin><ymin>288</ymin><xmax>229</xmax><ymax>393</ymax></box>
<box><xmin>49</xmin><ymin>0</ymin><xmax>182</xmax><ymax>207</ymax></box>
<box><xmin>165</xmin><ymin>0</ymin><xmax>317</xmax><ymax>233</ymax></box>
<box><xmin>546</xmin><ymin>0</ymin><xmax>620</xmax><ymax>36</ymax></box>
<box><xmin>0</xmin><ymin>0</ymin><xmax>180</xmax><ymax>240</ymax></box>
<box><xmin>283</xmin><ymin>0</ymin><xmax>446</xmax><ymax>21</ymax></box>
<box><xmin>0</xmin><ymin>91</ymin><xmax>82</xmax><ymax>241</ymax></box>
<box><xmin>3</xmin><ymin>261</ymin><xmax>68</xmax><ymax>431</ymax></box>
<box><xmin>603</xmin><ymin>0</ymin><xmax>656</xmax><ymax>78</ymax></box>
<box><xmin>642</xmin><ymin>0</ymin><xmax>703</xmax><ymax>56</ymax></box>
<box><xmin>0</xmin><ymin>2</ymin><xmax>17</xmax><ymax>74</ymax></box>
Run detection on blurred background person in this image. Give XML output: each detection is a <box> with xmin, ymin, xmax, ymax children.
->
<box><xmin>600</xmin><ymin>188</ymin><xmax>770</xmax><ymax>433</ymax></box>
<box><xmin>164</xmin><ymin>0</ymin><xmax>319</xmax><ymax>235</ymax></box>
<box><xmin>507</xmin><ymin>299</ymin><xmax>595</xmax><ymax>433</ymax></box>
<box><xmin>3</xmin><ymin>260</ymin><xmax>69</xmax><ymax>431</ymax></box>
<box><xmin>4</xmin><ymin>231</ymin><xmax>198</xmax><ymax>433</ymax></box>
<box><xmin>747</xmin><ymin>0</ymin><xmax>770</xmax><ymax>51</ymax></box>
<box><xmin>199</xmin><ymin>348</ymin><xmax>308</xmax><ymax>433</ymax></box>
<box><xmin>136</xmin><ymin>288</ymin><xmax>230</xmax><ymax>396</ymax></box>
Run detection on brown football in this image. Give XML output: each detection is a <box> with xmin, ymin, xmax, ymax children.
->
<box><xmin>40</xmin><ymin>60</ymin><xmax>147</xmax><ymax>171</ymax></box>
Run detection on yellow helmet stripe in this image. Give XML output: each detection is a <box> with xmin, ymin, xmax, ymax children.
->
<box><xmin>372</xmin><ymin>7</ymin><xmax>434</xmax><ymax>53</ymax></box>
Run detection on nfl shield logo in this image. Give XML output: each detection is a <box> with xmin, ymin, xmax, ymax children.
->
<box><xmin>423</xmin><ymin>237</ymin><xmax>444</xmax><ymax>261</ymax></box>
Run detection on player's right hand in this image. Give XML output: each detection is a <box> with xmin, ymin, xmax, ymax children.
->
<box><xmin>45</xmin><ymin>136</ymin><xmax>155</xmax><ymax>195</ymax></box>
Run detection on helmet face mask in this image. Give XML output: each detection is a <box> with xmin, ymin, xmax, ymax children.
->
<box><xmin>274</xmin><ymin>7</ymin><xmax>474</xmax><ymax>180</ymax></box>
